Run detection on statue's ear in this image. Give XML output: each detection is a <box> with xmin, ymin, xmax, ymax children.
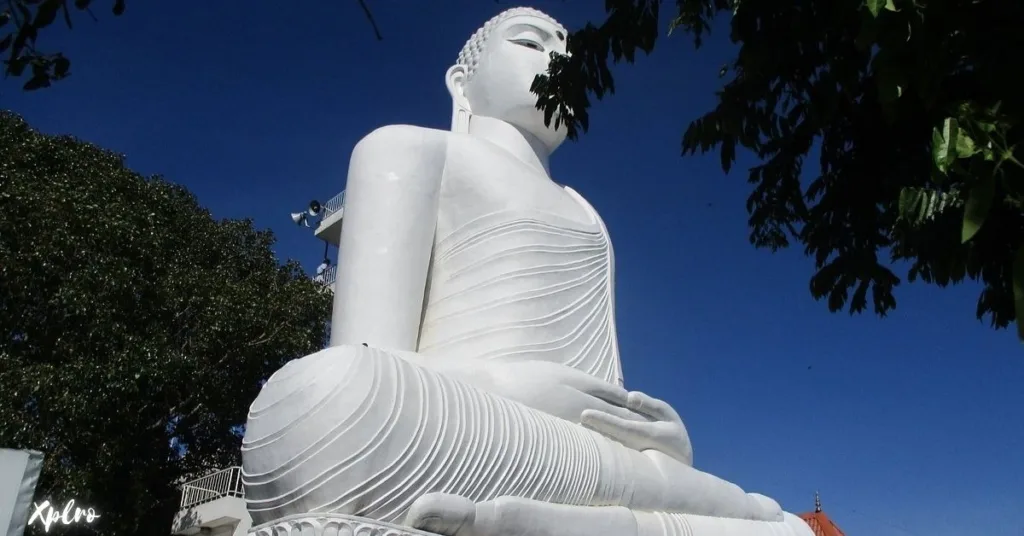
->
<box><xmin>445</xmin><ymin>64</ymin><xmax>470</xmax><ymax>112</ymax></box>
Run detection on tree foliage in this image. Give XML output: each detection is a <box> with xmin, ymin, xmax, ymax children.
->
<box><xmin>1</xmin><ymin>0</ymin><xmax>125</xmax><ymax>91</ymax></box>
<box><xmin>536</xmin><ymin>0</ymin><xmax>1024</xmax><ymax>338</ymax></box>
<box><xmin>0</xmin><ymin>111</ymin><xmax>331</xmax><ymax>535</ymax></box>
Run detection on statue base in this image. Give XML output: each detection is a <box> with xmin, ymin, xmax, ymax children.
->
<box><xmin>247</xmin><ymin>509</ymin><xmax>815</xmax><ymax>536</ymax></box>
<box><xmin>249</xmin><ymin>514</ymin><xmax>435</xmax><ymax>536</ymax></box>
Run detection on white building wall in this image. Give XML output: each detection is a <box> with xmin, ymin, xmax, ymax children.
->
<box><xmin>171</xmin><ymin>496</ymin><xmax>251</xmax><ymax>536</ymax></box>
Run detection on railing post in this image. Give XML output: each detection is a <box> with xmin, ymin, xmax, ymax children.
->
<box><xmin>177</xmin><ymin>466</ymin><xmax>247</xmax><ymax>509</ymax></box>
<box><xmin>322</xmin><ymin>190</ymin><xmax>347</xmax><ymax>219</ymax></box>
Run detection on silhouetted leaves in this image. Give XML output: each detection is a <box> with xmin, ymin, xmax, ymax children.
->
<box><xmin>536</xmin><ymin>0</ymin><xmax>1024</xmax><ymax>339</ymax></box>
<box><xmin>530</xmin><ymin>0</ymin><xmax>661</xmax><ymax>141</ymax></box>
<box><xmin>962</xmin><ymin>174</ymin><xmax>995</xmax><ymax>243</ymax></box>
<box><xmin>32</xmin><ymin>0</ymin><xmax>61</xmax><ymax>30</ymax></box>
<box><xmin>0</xmin><ymin>112</ymin><xmax>331</xmax><ymax>535</ymax></box>
<box><xmin>1013</xmin><ymin>246</ymin><xmax>1024</xmax><ymax>339</ymax></box>
<box><xmin>1</xmin><ymin>0</ymin><xmax>125</xmax><ymax>90</ymax></box>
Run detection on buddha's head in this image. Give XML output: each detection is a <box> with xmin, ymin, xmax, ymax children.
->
<box><xmin>447</xmin><ymin>7</ymin><xmax>569</xmax><ymax>152</ymax></box>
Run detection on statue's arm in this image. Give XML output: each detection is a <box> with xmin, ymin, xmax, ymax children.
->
<box><xmin>330</xmin><ymin>125</ymin><xmax>447</xmax><ymax>351</ymax></box>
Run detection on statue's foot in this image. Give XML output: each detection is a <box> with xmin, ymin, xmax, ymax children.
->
<box><xmin>405</xmin><ymin>494</ymin><xmax>638</xmax><ymax>536</ymax></box>
<box><xmin>404</xmin><ymin>493</ymin><xmax>811</xmax><ymax>536</ymax></box>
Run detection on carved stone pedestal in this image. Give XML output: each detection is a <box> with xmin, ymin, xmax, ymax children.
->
<box><xmin>249</xmin><ymin>514</ymin><xmax>435</xmax><ymax>536</ymax></box>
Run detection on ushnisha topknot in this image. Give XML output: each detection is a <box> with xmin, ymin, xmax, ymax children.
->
<box><xmin>455</xmin><ymin>7</ymin><xmax>566</xmax><ymax>82</ymax></box>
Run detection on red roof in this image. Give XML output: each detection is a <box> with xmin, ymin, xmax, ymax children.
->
<box><xmin>799</xmin><ymin>511</ymin><xmax>846</xmax><ymax>536</ymax></box>
<box><xmin>798</xmin><ymin>493</ymin><xmax>846</xmax><ymax>536</ymax></box>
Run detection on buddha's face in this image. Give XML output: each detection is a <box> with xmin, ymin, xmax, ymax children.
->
<box><xmin>452</xmin><ymin>14</ymin><xmax>569</xmax><ymax>151</ymax></box>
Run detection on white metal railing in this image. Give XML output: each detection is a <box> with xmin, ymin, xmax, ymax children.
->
<box><xmin>313</xmin><ymin>264</ymin><xmax>337</xmax><ymax>289</ymax></box>
<box><xmin>178</xmin><ymin>466</ymin><xmax>244</xmax><ymax>509</ymax></box>
<box><xmin>322</xmin><ymin>190</ymin><xmax>346</xmax><ymax>219</ymax></box>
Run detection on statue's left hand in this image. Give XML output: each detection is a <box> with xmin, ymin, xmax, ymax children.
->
<box><xmin>580</xmin><ymin>391</ymin><xmax>694</xmax><ymax>467</ymax></box>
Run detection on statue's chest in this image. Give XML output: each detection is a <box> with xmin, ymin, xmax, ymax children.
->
<box><xmin>438</xmin><ymin>151</ymin><xmax>593</xmax><ymax>236</ymax></box>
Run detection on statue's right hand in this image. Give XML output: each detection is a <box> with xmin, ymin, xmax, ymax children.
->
<box><xmin>434</xmin><ymin>359</ymin><xmax>644</xmax><ymax>424</ymax></box>
<box><xmin>580</xmin><ymin>391</ymin><xmax>694</xmax><ymax>467</ymax></box>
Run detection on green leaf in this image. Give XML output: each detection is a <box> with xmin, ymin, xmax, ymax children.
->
<box><xmin>898</xmin><ymin>188</ymin><xmax>921</xmax><ymax>221</ymax></box>
<box><xmin>932</xmin><ymin>118</ymin><xmax>959</xmax><ymax>173</ymax></box>
<box><xmin>955</xmin><ymin>129</ymin><xmax>978</xmax><ymax>158</ymax></box>
<box><xmin>667</xmin><ymin>15</ymin><xmax>683</xmax><ymax>36</ymax></box>
<box><xmin>22</xmin><ymin>74</ymin><xmax>50</xmax><ymax>91</ymax></box>
<box><xmin>962</xmin><ymin>174</ymin><xmax>995</xmax><ymax>243</ymax></box>
<box><xmin>884</xmin><ymin>0</ymin><xmax>899</xmax><ymax>11</ymax></box>
<box><xmin>53</xmin><ymin>56</ymin><xmax>70</xmax><ymax>78</ymax></box>
<box><xmin>33</xmin><ymin>0</ymin><xmax>61</xmax><ymax>30</ymax></box>
<box><xmin>1014</xmin><ymin>244</ymin><xmax>1024</xmax><ymax>341</ymax></box>
<box><xmin>866</xmin><ymin>0</ymin><xmax>885</xmax><ymax>17</ymax></box>
<box><xmin>1001</xmin><ymin>146</ymin><xmax>1019</xmax><ymax>167</ymax></box>
<box><xmin>720</xmin><ymin>137</ymin><xmax>736</xmax><ymax>173</ymax></box>
<box><xmin>7</xmin><ymin>56</ymin><xmax>28</xmax><ymax>76</ymax></box>
<box><xmin>898</xmin><ymin>187</ymin><xmax>960</xmax><ymax>226</ymax></box>
<box><xmin>984</xmin><ymin>142</ymin><xmax>997</xmax><ymax>161</ymax></box>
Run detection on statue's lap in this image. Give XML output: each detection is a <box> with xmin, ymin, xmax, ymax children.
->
<box><xmin>242</xmin><ymin>344</ymin><xmax>616</xmax><ymax>525</ymax></box>
<box><xmin>241</xmin><ymin>345</ymin><xmax>811</xmax><ymax>536</ymax></box>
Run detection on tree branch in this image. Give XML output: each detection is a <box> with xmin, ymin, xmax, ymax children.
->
<box><xmin>146</xmin><ymin>320</ymin><xmax>288</xmax><ymax>432</ymax></box>
<box><xmin>244</xmin><ymin>321</ymin><xmax>287</xmax><ymax>348</ymax></box>
<box><xmin>357</xmin><ymin>0</ymin><xmax>382</xmax><ymax>41</ymax></box>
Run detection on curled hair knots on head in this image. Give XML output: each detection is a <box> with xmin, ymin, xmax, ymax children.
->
<box><xmin>455</xmin><ymin>7</ymin><xmax>566</xmax><ymax>82</ymax></box>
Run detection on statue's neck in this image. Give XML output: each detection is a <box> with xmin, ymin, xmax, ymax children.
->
<box><xmin>468</xmin><ymin>115</ymin><xmax>552</xmax><ymax>177</ymax></box>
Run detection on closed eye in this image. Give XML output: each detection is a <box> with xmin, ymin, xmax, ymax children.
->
<box><xmin>510</xmin><ymin>39</ymin><xmax>544</xmax><ymax>52</ymax></box>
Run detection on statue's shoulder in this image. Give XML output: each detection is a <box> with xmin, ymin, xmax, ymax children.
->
<box><xmin>353</xmin><ymin>124</ymin><xmax>450</xmax><ymax>156</ymax></box>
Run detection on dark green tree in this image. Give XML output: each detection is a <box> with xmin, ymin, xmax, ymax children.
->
<box><xmin>535</xmin><ymin>0</ymin><xmax>1024</xmax><ymax>338</ymax></box>
<box><xmin>0</xmin><ymin>111</ymin><xmax>332</xmax><ymax>535</ymax></box>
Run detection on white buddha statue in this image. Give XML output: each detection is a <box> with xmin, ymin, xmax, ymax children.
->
<box><xmin>240</xmin><ymin>7</ymin><xmax>814</xmax><ymax>536</ymax></box>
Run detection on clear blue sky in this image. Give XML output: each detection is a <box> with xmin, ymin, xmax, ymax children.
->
<box><xmin>4</xmin><ymin>2</ymin><xmax>1022</xmax><ymax>535</ymax></box>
